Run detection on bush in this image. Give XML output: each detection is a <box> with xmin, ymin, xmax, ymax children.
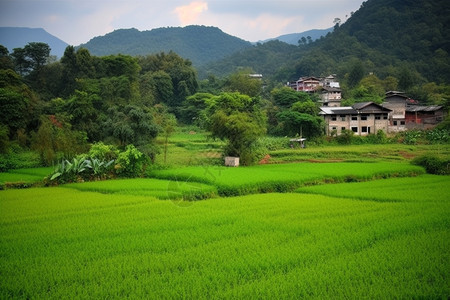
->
<box><xmin>425</xmin><ymin>129</ymin><xmax>449</xmax><ymax>144</ymax></box>
<box><xmin>115</xmin><ymin>144</ymin><xmax>147</xmax><ymax>177</ymax></box>
<box><xmin>48</xmin><ymin>157</ymin><xmax>115</xmax><ymax>184</ymax></box>
<box><xmin>412</xmin><ymin>155</ymin><xmax>450</xmax><ymax>175</ymax></box>
<box><xmin>88</xmin><ymin>142</ymin><xmax>119</xmax><ymax>161</ymax></box>
<box><xmin>336</xmin><ymin>129</ymin><xmax>354</xmax><ymax>144</ymax></box>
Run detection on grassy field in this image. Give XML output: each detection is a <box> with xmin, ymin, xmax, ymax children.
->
<box><xmin>1</xmin><ymin>175</ymin><xmax>449</xmax><ymax>298</ymax></box>
<box><xmin>0</xmin><ymin>133</ymin><xmax>449</xmax><ymax>298</ymax></box>
<box><xmin>65</xmin><ymin>178</ymin><xmax>217</xmax><ymax>200</ymax></box>
<box><xmin>150</xmin><ymin>162</ymin><xmax>424</xmax><ymax>196</ymax></box>
<box><xmin>296</xmin><ymin>174</ymin><xmax>450</xmax><ymax>202</ymax></box>
<box><xmin>0</xmin><ymin>167</ymin><xmax>53</xmax><ymax>187</ymax></box>
<box><xmin>268</xmin><ymin>143</ymin><xmax>450</xmax><ymax>163</ymax></box>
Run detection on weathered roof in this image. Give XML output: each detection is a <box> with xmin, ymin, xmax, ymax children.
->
<box><xmin>353</xmin><ymin>102</ymin><xmax>392</xmax><ymax>112</ymax></box>
<box><xmin>320</xmin><ymin>102</ymin><xmax>391</xmax><ymax>115</ymax></box>
<box><xmin>319</xmin><ymin>107</ymin><xmax>357</xmax><ymax>115</ymax></box>
<box><xmin>406</xmin><ymin>105</ymin><xmax>443</xmax><ymax>112</ymax></box>
<box><xmin>297</xmin><ymin>76</ymin><xmax>321</xmax><ymax>82</ymax></box>
<box><xmin>386</xmin><ymin>91</ymin><xmax>406</xmax><ymax>96</ymax></box>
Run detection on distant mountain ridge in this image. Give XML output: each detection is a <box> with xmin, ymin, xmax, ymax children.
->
<box><xmin>77</xmin><ymin>26</ymin><xmax>253</xmax><ymax>66</ymax></box>
<box><xmin>201</xmin><ymin>0</ymin><xmax>450</xmax><ymax>83</ymax></box>
<box><xmin>0</xmin><ymin>27</ymin><xmax>68</xmax><ymax>58</ymax></box>
<box><xmin>259</xmin><ymin>28</ymin><xmax>333</xmax><ymax>45</ymax></box>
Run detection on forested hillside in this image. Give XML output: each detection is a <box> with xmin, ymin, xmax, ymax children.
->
<box><xmin>201</xmin><ymin>0</ymin><xmax>450</xmax><ymax>85</ymax></box>
<box><xmin>78</xmin><ymin>26</ymin><xmax>252</xmax><ymax>66</ymax></box>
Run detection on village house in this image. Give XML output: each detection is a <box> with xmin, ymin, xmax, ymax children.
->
<box><xmin>319</xmin><ymin>86</ymin><xmax>342</xmax><ymax>107</ymax></box>
<box><xmin>288</xmin><ymin>76</ymin><xmax>321</xmax><ymax>92</ymax></box>
<box><xmin>288</xmin><ymin>75</ymin><xmax>342</xmax><ymax>107</ymax></box>
<box><xmin>288</xmin><ymin>80</ymin><xmax>446</xmax><ymax>135</ymax></box>
<box><xmin>383</xmin><ymin>91</ymin><xmax>446</xmax><ymax>132</ymax></box>
<box><xmin>405</xmin><ymin>105</ymin><xmax>446</xmax><ymax>129</ymax></box>
<box><xmin>320</xmin><ymin>102</ymin><xmax>391</xmax><ymax>136</ymax></box>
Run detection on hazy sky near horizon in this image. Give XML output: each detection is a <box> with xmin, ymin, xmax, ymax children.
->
<box><xmin>1</xmin><ymin>0</ymin><xmax>365</xmax><ymax>45</ymax></box>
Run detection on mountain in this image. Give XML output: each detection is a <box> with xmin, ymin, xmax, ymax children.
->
<box><xmin>0</xmin><ymin>27</ymin><xmax>69</xmax><ymax>58</ymax></box>
<box><xmin>258</xmin><ymin>28</ymin><xmax>333</xmax><ymax>45</ymax></box>
<box><xmin>201</xmin><ymin>0</ymin><xmax>450</xmax><ymax>84</ymax></box>
<box><xmin>77</xmin><ymin>25</ymin><xmax>252</xmax><ymax>66</ymax></box>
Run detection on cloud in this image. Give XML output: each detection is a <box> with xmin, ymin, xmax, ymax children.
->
<box><xmin>174</xmin><ymin>1</ymin><xmax>208</xmax><ymax>25</ymax></box>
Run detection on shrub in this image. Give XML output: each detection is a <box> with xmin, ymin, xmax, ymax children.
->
<box><xmin>115</xmin><ymin>144</ymin><xmax>147</xmax><ymax>177</ymax></box>
<box><xmin>425</xmin><ymin>129</ymin><xmax>449</xmax><ymax>144</ymax></box>
<box><xmin>403</xmin><ymin>130</ymin><xmax>422</xmax><ymax>145</ymax></box>
<box><xmin>48</xmin><ymin>157</ymin><xmax>115</xmax><ymax>184</ymax></box>
<box><xmin>412</xmin><ymin>155</ymin><xmax>450</xmax><ymax>175</ymax></box>
<box><xmin>88</xmin><ymin>142</ymin><xmax>119</xmax><ymax>161</ymax></box>
<box><xmin>336</xmin><ymin>129</ymin><xmax>354</xmax><ymax>144</ymax></box>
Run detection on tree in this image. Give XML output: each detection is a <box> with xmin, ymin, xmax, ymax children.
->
<box><xmin>65</xmin><ymin>90</ymin><xmax>101</xmax><ymax>141</ymax></box>
<box><xmin>271</xmin><ymin>87</ymin><xmax>308</xmax><ymax>108</ymax></box>
<box><xmin>103</xmin><ymin>105</ymin><xmax>158</xmax><ymax>148</ymax></box>
<box><xmin>23</xmin><ymin>42</ymin><xmax>50</xmax><ymax>73</ymax></box>
<box><xmin>150</xmin><ymin>70</ymin><xmax>174</xmax><ymax>105</ymax></box>
<box><xmin>0</xmin><ymin>69</ymin><xmax>37</xmax><ymax>137</ymax></box>
<box><xmin>277</xmin><ymin>110</ymin><xmax>324</xmax><ymax>138</ymax></box>
<box><xmin>223</xmin><ymin>69</ymin><xmax>262</xmax><ymax>97</ymax></box>
<box><xmin>347</xmin><ymin>60</ymin><xmax>364</xmax><ymax>88</ymax></box>
<box><xmin>209</xmin><ymin>92</ymin><xmax>266</xmax><ymax>165</ymax></box>
<box><xmin>291</xmin><ymin>99</ymin><xmax>319</xmax><ymax>115</ymax></box>
<box><xmin>180</xmin><ymin>92</ymin><xmax>215</xmax><ymax>127</ymax></box>
<box><xmin>0</xmin><ymin>45</ymin><xmax>14</xmax><ymax>70</ymax></box>
<box><xmin>153</xmin><ymin>105</ymin><xmax>177</xmax><ymax>164</ymax></box>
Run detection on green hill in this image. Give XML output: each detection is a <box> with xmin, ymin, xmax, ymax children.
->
<box><xmin>77</xmin><ymin>26</ymin><xmax>252</xmax><ymax>66</ymax></box>
<box><xmin>200</xmin><ymin>0</ymin><xmax>450</xmax><ymax>83</ymax></box>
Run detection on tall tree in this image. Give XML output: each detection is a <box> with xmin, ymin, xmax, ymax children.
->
<box><xmin>209</xmin><ymin>92</ymin><xmax>266</xmax><ymax>165</ymax></box>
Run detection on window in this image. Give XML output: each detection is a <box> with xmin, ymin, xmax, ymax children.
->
<box><xmin>332</xmin><ymin>127</ymin><xmax>337</xmax><ymax>130</ymax></box>
<box><xmin>351</xmin><ymin>115</ymin><xmax>358</xmax><ymax>121</ymax></box>
<box><xmin>340</xmin><ymin>115</ymin><xmax>346</xmax><ymax>121</ymax></box>
<box><xmin>393</xmin><ymin>121</ymin><xmax>398</xmax><ymax>126</ymax></box>
<box><xmin>351</xmin><ymin>127</ymin><xmax>358</xmax><ymax>133</ymax></box>
<box><xmin>361</xmin><ymin>114</ymin><xmax>368</xmax><ymax>121</ymax></box>
<box><xmin>400</xmin><ymin>121</ymin><xmax>405</xmax><ymax>125</ymax></box>
<box><xmin>383</xmin><ymin>114</ymin><xmax>388</xmax><ymax>120</ymax></box>
<box><xmin>331</xmin><ymin>116</ymin><xmax>337</xmax><ymax>121</ymax></box>
<box><xmin>341</xmin><ymin>127</ymin><xmax>346</xmax><ymax>131</ymax></box>
<box><xmin>375</xmin><ymin>115</ymin><xmax>381</xmax><ymax>120</ymax></box>
<box><xmin>362</xmin><ymin>126</ymin><xmax>368</xmax><ymax>133</ymax></box>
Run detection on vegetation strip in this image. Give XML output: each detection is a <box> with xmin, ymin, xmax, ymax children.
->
<box><xmin>1</xmin><ymin>184</ymin><xmax>448</xmax><ymax>298</ymax></box>
<box><xmin>150</xmin><ymin>162</ymin><xmax>424</xmax><ymax>197</ymax></box>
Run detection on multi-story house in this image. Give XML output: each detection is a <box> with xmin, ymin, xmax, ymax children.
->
<box><xmin>320</xmin><ymin>102</ymin><xmax>391</xmax><ymax>136</ymax></box>
<box><xmin>288</xmin><ymin>76</ymin><xmax>321</xmax><ymax>92</ymax></box>
<box><xmin>319</xmin><ymin>86</ymin><xmax>342</xmax><ymax>107</ymax></box>
<box><xmin>383</xmin><ymin>91</ymin><xmax>446</xmax><ymax>131</ymax></box>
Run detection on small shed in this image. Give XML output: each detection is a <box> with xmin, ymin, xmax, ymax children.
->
<box><xmin>225</xmin><ymin>156</ymin><xmax>240</xmax><ymax>167</ymax></box>
<box><xmin>290</xmin><ymin>138</ymin><xmax>307</xmax><ymax>148</ymax></box>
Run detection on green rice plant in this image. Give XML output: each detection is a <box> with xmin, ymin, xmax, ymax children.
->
<box><xmin>0</xmin><ymin>189</ymin><xmax>448</xmax><ymax>298</ymax></box>
<box><xmin>296</xmin><ymin>174</ymin><xmax>450</xmax><ymax>203</ymax></box>
<box><xmin>0</xmin><ymin>167</ymin><xmax>52</xmax><ymax>188</ymax></box>
<box><xmin>150</xmin><ymin>162</ymin><xmax>424</xmax><ymax>196</ymax></box>
<box><xmin>64</xmin><ymin>178</ymin><xmax>217</xmax><ymax>201</ymax></box>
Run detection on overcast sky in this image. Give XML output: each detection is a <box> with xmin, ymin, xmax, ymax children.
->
<box><xmin>0</xmin><ymin>0</ymin><xmax>365</xmax><ymax>45</ymax></box>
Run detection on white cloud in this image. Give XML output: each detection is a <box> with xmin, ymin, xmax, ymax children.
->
<box><xmin>0</xmin><ymin>0</ymin><xmax>365</xmax><ymax>45</ymax></box>
<box><xmin>174</xmin><ymin>1</ymin><xmax>208</xmax><ymax>25</ymax></box>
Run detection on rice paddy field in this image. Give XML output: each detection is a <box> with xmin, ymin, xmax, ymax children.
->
<box><xmin>1</xmin><ymin>134</ymin><xmax>449</xmax><ymax>298</ymax></box>
<box><xmin>0</xmin><ymin>167</ymin><xmax>53</xmax><ymax>188</ymax></box>
<box><xmin>1</xmin><ymin>160</ymin><xmax>449</xmax><ymax>298</ymax></box>
<box><xmin>150</xmin><ymin>162</ymin><xmax>424</xmax><ymax>196</ymax></box>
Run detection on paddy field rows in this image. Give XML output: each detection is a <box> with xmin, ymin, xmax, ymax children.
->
<box><xmin>1</xmin><ymin>160</ymin><xmax>449</xmax><ymax>298</ymax></box>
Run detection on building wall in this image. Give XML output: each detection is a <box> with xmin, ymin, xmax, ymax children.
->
<box><xmin>324</xmin><ymin>113</ymin><xmax>389</xmax><ymax>136</ymax></box>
